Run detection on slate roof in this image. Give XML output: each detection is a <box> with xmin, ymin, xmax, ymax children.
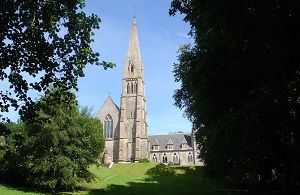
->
<box><xmin>148</xmin><ymin>133</ymin><xmax>193</xmax><ymax>151</ymax></box>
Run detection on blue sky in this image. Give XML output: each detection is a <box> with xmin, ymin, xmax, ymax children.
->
<box><xmin>1</xmin><ymin>0</ymin><xmax>193</xmax><ymax>135</ymax></box>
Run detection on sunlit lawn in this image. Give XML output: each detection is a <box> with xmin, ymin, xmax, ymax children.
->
<box><xmin>0</xmin><ymin>163</ymin><xmax>243</xmax><ymax>195</ymax></box>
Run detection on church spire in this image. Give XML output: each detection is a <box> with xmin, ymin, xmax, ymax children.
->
<box><xmin>123</xmin><ymin>17</ymin><xmax>143</xmax><ymax>78</ymax></box>
<box><xmin>118</xmin><ymin>16</ymin><xmax>148</xmax><ymax>162</ymax></box>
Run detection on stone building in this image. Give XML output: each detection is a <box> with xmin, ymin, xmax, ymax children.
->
<box><xmin>96</xmin><ymin>17</ymin><xmax>201</xmax><ymax>165</ymax></box>
<box><xmin>148</xmin><ymin>132</ymin><xmax>201</xmax><ymax>165</ymax></box>
<box><xmin>96</xmin><ymin>17</ymin><xmax>148</xmax><ymax>163</ymax></box>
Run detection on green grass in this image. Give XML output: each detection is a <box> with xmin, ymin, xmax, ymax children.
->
<box><xmin>0</xmin><ymin>185</ymin><xmax>42</xmax><ymax>195</ymax></box>
<box><xmin>0</xmin><ymin>163</ymin><xmax>246</xmax><ymax>195</ymax></box>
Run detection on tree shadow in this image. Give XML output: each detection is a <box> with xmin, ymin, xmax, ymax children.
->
<box><xmin>87</xmin><ymin>178</ymin><xmax>232</xmax><ymax>195</ymax></box>
<box><xmin>87</xmin><ymin>164</ymin><xmax>249</xmax><ymax>195</ymax></box>
<box><xmin>145</xmin><ymin>163</ymin><xmax>176</xmax><ymax>176</ymax></box>
<box><xmin>0</xmin><ymin>183</ymin><xmax>48</xmax><ymax>194</ymax></box>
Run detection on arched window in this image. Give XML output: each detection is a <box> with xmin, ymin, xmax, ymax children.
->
<box><xmin>173</xmin><ymin>153</ymin><xmax>179</xmax><ymax>163</ymax></box>
<box><xmin>131</xmin><ymin>82</ymin><xmax>134</xmax><ymax>94</ymax></box>
<box><xmin>131</xmin><ymin>65</ymin><xmax>134</xmax><ymax>73</ymax></box>
<box><xmin>129</xmin><ymin>60</ymin><xmax>134</xmax><ymax>73</ymax></box>
<box><xmin>127</xmin><ymin>83</ymin><xmax>130</xmax><ymax>94</ymax></box>
<box><xmin>152</xmin><ymin>154</ymin><xmax>157</xmax><ymax>162</ymax></box>
<box><xmin>188</xmin><ymin>152</ymin><xmax>193</xmax><ymax>163</ymax></box>
<box><xmin>135</xmin><ymin>82</ymin><xmax>138</xmax><ymax>93</ymax></box>
<box><xmin>104</xmin><ymin>115</ymin><xmax>113</xmax><ymax>138</ymax></box>
<box><xmin>162</xmin><ymin>153</ymin><xmax>168</xmax><ymax>163</ymax></box>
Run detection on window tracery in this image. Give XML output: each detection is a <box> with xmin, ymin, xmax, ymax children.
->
<box><xmin>104</xmin><ymin>114</ymin><xmax>113</xmax><ymax>138</ymax></box>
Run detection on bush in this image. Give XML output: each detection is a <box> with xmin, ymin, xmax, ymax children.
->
<box><xmin>138</xmin><ymin>157</ymin><xmax>150</xmax><ymax>163</ymax></box>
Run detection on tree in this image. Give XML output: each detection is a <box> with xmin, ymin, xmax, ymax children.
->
<box><xmin>0</xmin><ymin>0</ymin><xmax>114</xmax><ymax>121</ymax></box>
<box><xmin>170</xmin><ymin>0</ymin><xmax>300</xmax><ymax>193</ymax></box>
<box><xmin>23</xmin><ymin>89</ymin><xmax>104</xmax><ymax>190</ymax></box>
<box><xmin>0</xmin><ymin>122</ymin><xmax>28</xmax><ymax>185</ymax></box>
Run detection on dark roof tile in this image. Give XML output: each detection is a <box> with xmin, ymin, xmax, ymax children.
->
<box><xmin>148</xmin><ymin>133</ymin><xmax>193</xmax><ymax>151</ymax></box>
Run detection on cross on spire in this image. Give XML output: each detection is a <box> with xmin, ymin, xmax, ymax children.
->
<box><xmin>133</xmin><ymin>0</ymin><xmax>136</xmax><ymax>18</ymax></box>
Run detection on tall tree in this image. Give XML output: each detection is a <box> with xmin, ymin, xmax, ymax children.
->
<box><xmin>170</xmin><ymin>0</ymin><xmax>300</xmax><ymax>192</ymax></box>
<box><xmin>0</xmin><ymin>0</ymin><xmax>114</xmax><ymax>121</ymax></box>
<box><xmin>0</xmin><ymin>89</ymin><xmax>104</xmax><ymax>190</ymax></box>
<box><xmin>23</xmin><ymin>89</ymin><xmax>104</xmax><ymax>190</ymax></box>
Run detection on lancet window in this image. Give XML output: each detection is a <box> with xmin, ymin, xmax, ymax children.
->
<box><xmin>104</xmin><ymin>114</ymin><xmax>113</xmax><ymax>138</ymax></box>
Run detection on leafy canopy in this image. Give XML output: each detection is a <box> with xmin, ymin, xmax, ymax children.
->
<box><xmin>0</xmin><ymin>89</ymin><xmax>104</xmax><ymax>191</ymax></box>
<box><xmin>170</xmin><ymin>0</ymin><xmax>300</xmax><ymax>192</ymax></box>
<box><xmin>24</xmin><ymin>89</ymin><xmax>104</xmax><ymax>190</ymax></box>
<box><xmin>0</xmin><ymin>0</ymin><xmax>114</xmax><ymax>121</ymax></box>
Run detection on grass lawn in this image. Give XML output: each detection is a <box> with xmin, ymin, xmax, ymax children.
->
<box><xmin>0</xmin><ymin>163</ymin><xmax>245</xmax><ymax>195</ymax></box>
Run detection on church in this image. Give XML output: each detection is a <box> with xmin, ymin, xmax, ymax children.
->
<box><xmin>96</xmin><ymin>17</ymin><xmax>201</xmax><ymax>166</ymax></box>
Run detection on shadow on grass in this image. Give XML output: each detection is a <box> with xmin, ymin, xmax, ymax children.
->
<box><xmin>87</xmin><ymin>164</ymin><xmax>249</xmax><ymax>195</ymax></box>
<box><xmin>0</xmin><ymin>183</ymin><xmax>47</xmax><ymax>194</ymax></box>
<box><xmin>146</xmin><ymin>163</ymin><xmax>176</xmax><ymax>176</ymax></box>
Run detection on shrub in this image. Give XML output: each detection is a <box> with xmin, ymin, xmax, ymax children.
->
<box><xmin>138</xmin><ymin>157</ymin><xmax>150</xmax><ymax>163</ymax></box>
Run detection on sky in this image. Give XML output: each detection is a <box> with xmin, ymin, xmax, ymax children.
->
<box><xmin>1</xmin><ymin>0</ymin><xmax>194</xmax><ymax>135</ymax></box>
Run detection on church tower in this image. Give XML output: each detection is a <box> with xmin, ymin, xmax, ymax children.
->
<box><xmin>118</xmin><ymin>17</ymin><xmax>148</xmax><ymax>161</ymax></box>
<box><xmin>97</xmin><ymin>16</ymin><xmax>200</xmax><ymax>165</ymax></box>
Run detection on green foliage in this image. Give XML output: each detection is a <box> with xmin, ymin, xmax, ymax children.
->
<box><xmin>0</xmin><ymin>0</ymin><xmax>115</xmax><ymax>121</ymax></box>
<box><xmin>0</xmin><ymin>89</ymin><xmax>104</xmax><ymax>191</ymax></box>
<box><xmin>170</xmin><ymin>0</ymin><xmax>300</xmax><ymax>193</ymax></box>
<box><xmin>23</xmin><ymin>89</ymin><xmax>104</xmax><ymax>190</ymax></box>
<box><xmin>138</xmin><ymin>157</ymin><xmax>150</xmax><ymax>163</ymax></box>
<box><xmin>0</xmin><ymin>122</ymin><xmax>28</xmax><ymax>185</ymax></box>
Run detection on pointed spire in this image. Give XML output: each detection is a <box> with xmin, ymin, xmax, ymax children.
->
<box><xmin>127</xmin><ymin>17</ymin><xmax>141</xmax><ymax>62</ymax></box>
<box><xmin>123</xmin><ymin>17</ymin><xmax>143</xmax><ymax>78</ymax></box>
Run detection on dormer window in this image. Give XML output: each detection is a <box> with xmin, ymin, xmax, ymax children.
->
<box><xmin>181</xmin><ymin>138</ymin><xmax>188</xmax><ymax>150</ymax></box>
<box><xmin>152</xmin><ymin>139</ymin><xmax>159</xmax><ymax>151</ymax></box>
<box><xmin>166</xmin><ymin>144</ymin><xmax>173</xmax><ymax>150</ymax></box>
<box><xmin>166</xmin><ymin>138</ymin><xmax>173</xmax><ymax>150</ymax></box>
<box><xmin>152</xmin><ymin>145</ymin><xmax>159</xmax><ymax>150</ymax></box>
<box><xmin>181</xmin><ymin>143</ymin><xmax>187</xmax><ymax>149</ymax></box>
